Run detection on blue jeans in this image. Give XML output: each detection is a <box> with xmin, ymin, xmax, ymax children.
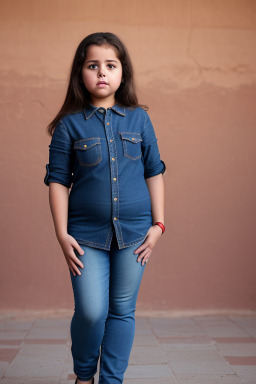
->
<box><xmin>69</xmin><ymin>231</ymin><xmax>146</xmax><ymax>383</ymax></box>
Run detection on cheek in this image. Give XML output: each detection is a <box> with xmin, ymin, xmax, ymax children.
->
<box><xmin>112</xmin><ymin>70</ymin><xmax>123</xmax><ymax>86</ymax></box>
<box><xmin>82</xmin><ymin>71</ymin><xmax>94</xmax><ymax>87</ymax></box>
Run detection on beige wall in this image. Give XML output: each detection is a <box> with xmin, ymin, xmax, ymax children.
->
<box><xmin>1</xmin><ymin>0</ymin><xmax>256</xmax><ymax>313</ymax></box>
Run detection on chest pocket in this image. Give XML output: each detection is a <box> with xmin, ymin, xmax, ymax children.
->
<box><xmin>119</xmin><ymin>132</ymin><xmax>143</xmax><ymax>160</ymax></box>
<box><xmin>74</xmin><ymin>138</ymin><xmax>102</xmax><ymax>166</ymax></box>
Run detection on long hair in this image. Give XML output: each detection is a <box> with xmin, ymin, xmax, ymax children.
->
<box><xmin>47</xmin><ymin>32</ymin><xmax>148</xmax><ymax>136</ymax></box>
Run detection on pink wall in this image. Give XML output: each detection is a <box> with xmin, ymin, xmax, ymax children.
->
<box><xmin>1</xmin><ymin>0</ymin><xmax>256</xmax><ymax>313</ymax></box>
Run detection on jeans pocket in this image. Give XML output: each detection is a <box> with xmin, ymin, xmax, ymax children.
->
<box><xmin>119</xmin><ymin>132</ymin><xmax>143</xmax><ymax>159</ymax></box>
<box><xmin>74</xmin><ymin>138</ymin><xmax>102</xmax><ymax>166</ymax></box>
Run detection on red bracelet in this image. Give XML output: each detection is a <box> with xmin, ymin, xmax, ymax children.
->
<box><xmin>154</xmin><ymin>222</ymin><xmax>165</xmax><ymax>234</ymax></box>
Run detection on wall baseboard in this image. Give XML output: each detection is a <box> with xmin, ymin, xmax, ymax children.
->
<box><xmin>0</xmin><ymin>308</ymin><xmax>256</xmax><ymax>320</ymax></box>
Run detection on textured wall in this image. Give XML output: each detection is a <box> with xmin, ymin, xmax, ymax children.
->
<box><xmin>1</xmin><ymin>0</ymin><xmax>256</xmax><ymax>313</ymax></box>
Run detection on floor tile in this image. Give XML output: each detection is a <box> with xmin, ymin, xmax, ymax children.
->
<box><xmin>0</xmin><ymin>348</ymin><xmax>19</xmax><ymax>363</ymax></box>
<box><xmin>0</xmin><ymin>361</ymin><xmax>9</xmax><ymax>378</ymax></box>
<box><xmin>224</xmin><ymin>356</ymin><xmax>256</xmax><ymax>365</ymax></box>
<box><xmin>33</xmin><ymin>318</ymin><xmax>70</xmax><ymax>328</ymax></box>
<box><xmin>0</xmin><ymin>321</ymin><xmax>33</xmax><ymax>331</ymax></box>
<box><xmin>194</xmin><ymin>318</ymin><xmax>249</xmax><ymax>337</ymax></box>
<box><xmin>124</xmin><ymin>364</ymin><xmax>173</xmax><ymax>378</ymax></box>
<box><xmin>229</xmin><ymin>316</ymin><xmax>256</xmax><ymax>328</ymax></box>
<box><xmin>4</xmin><ymin>344</ymin><xmax>68</xmax><ymax>378</ymax></box>
<box><xmin>124</xmin><ymin>378</ymin><xmax>177</xmax><ymax>384</ymax></box>
<box><xmin>231</xmin><ymin>365</ymin><xmax>256</xmax><ymax>381</ymax></box>
<box><xmin>175</xmin><ymin>373</ymin><xmax>243</xmax><ymax>384</ymax></box>
<box><xmin>1</xmin><ymin>313</ymin><xmax>256</xmax><ymax>383</ymax></box>
<box><xmin>24</xmin><ymin>338</ymin><xmax>67</xmax><ymax>344</ymax></box>
<box><xmin>0</xmin><ymin>379</ymin><xmax>59</xmax><ymax>383</ymax></box>
<box><xmin>243</xmin><ymin>328</ymin><xmax>256</xmax><ymax>338</ymax></box>
<box><xmin>26</xmin><ymin>327</ymin><xmax>69</xmax><ymax>339</ymax></box>
<box><xmin>217</xmin><ymin>343</ymin><xmax>256</xmax><ymax>356</ymax></box>
<box><xmin>129</xmin><ymin>345</ymin><xmax>167</xmax><ymax>364</ymax></box>
<box><xmin>0</xmin><ymin>340</ymin><xmax>22</xmax><ymax>346</ymax></box>
<box><xmin>161</xmin><ymin>343</ymin><xmax>216</xmax><ymax>351</ymax></box>
<box><xmin>213</xmin><ymin>337</ymin><xmax>256</xmax><ymax>343</ymax></box>
<box><xmin>0</xmin><ymin>332</ymin><xmax>27</xmax><ymax>341</ymax></box>
<box><xmin>157</xmin><ymin>336</ymin><xmax>212</xmax><ymax>344</ymax></box>
<box><xmin>132</xmin><ymin>333</ymin><xmax>159</xmax><ymax>346</ymax></box>
<box><xmin>166</xmin><ymin>350</ymin><xmax>234</xmax><ymax>374</ymax></box>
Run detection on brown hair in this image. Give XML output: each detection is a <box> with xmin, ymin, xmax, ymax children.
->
<box><xmin>46</xmin><ymin>32</ymin><xmax>148</xmax><ymax>136</ymax></box>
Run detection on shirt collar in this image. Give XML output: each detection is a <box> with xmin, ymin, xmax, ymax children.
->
<box><xmin>83</xmin><ymin>103</ymin><xmax>126</xmax><ymax>120</ymax></box>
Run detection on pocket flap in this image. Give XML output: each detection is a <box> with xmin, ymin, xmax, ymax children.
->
<box><xmin>74</xmin><ymin>138</ymin><xmax>101</xmax><ymax>151</ymax></box>
<box><xmin>119</xmin><ymin>132</ymin><xmax>142</xmax><ymax>143</ymax></box>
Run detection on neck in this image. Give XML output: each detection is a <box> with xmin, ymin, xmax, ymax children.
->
<box><xmin>89</xmin><ymin>96</ymin><xmax>116</xmax><ymax>110</ymax></box>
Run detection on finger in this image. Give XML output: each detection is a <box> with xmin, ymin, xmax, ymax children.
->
<box><xmin>136</xmin><ymin>247</ymin><xmax>148</xmax><ymax>261</ymax></box>
<box><xmin>71</xmin><ymin>246</ymin><xmax>85</xmax><ymax>269</ymax></box>
<box><xmin>72</xmin><ymin>240</ymin><xmax>85</xmax><ymax>256</ymax></box>
<box><xmin>134</xmin><ymin>239</ymin><xmax>151</xmax><ymax>255</ymax></box>
<box><xmin>142</xmin><ymin>255</ymin><xmax>151</xmax><ymax>265</ymax></box>
<box><xmin>141</xmin><ymin>253</ymin><xmax>150</xmax><ymax>265</ymax></box>
<box><xmin>69</xmin><ymin>260</ymin><xmax>82</xmax><ymax>276</ymax></box>
<box><xmin>138</xmin><ymin>248</ymin><xmax>152</xmax><ymax>262</ymax></box>
<box><xmin>137</xmin><ymin>249</ymin><xmax>151</xmax><ymax>263</ymax></box>
<box><xmin>134</xmin><ymin>239</ymin><xmax>149</xmax><ymax>255</ymax></box>
<box><xmin>69</xmin><ymin>264</ymin><xmax>76</xmax><ymax>277</ymax></box>
<box><xmin>68</xmin><ymin>251</ymin><xmax>84</xmax><ymax>270</ymax></box>
<box><xmin>73</xmin><ymin>253</ymin><xmax>84</xmax><ymax>269</ymax></box>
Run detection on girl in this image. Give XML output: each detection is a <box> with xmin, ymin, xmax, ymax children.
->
<box><xmin>44</xmin><ymin>32</ymin><xmax>166</xmax><ymax>384</ymax></box>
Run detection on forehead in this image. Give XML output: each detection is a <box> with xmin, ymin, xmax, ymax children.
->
<box><xmin>86</xmin><ymin>44</ymin><xmax>119</xmax><ymax>60</ymax></box>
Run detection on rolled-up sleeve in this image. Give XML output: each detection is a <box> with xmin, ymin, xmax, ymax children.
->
<box><xmin>141</xmin><ymin>110</ymin><xmax>166</xmax><ymax>179</ymax></box>
<box><xmin>44</xmin><ymin>120</ymin><xmax>74</xmax><ymax>188</ymax></box>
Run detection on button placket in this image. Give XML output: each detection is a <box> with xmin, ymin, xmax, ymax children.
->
<box><xmin>104</xmin><ymin>110</ymin><xmax>123</xmax><ymax>248</ymax></box>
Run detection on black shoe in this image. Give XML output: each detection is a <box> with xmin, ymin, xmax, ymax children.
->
<box><xmin>75</xmin><ymin>377</ymin><xmax>94</xmax><ymax>384</ymax></box>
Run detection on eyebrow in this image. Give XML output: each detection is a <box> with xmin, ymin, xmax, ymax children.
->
<box><xmin>85</xmin><ymin>60</ymin><xmax>118</xmax><ymax>63</ymax></box>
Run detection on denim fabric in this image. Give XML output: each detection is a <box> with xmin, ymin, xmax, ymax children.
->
<box><xmin>69</xmin><ymin>232</ymin><xmax>146</xmax><ymax>383</ymax></box>
<box><xmin>44</xmin><ymin>103</ymin><xmax>166</xmax><ymax>250</ymax></box>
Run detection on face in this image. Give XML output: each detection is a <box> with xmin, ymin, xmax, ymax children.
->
<box><xmin>81</xmin><ymin>44</ymin><xmax>123</xmax><ymax>107</ymax></box>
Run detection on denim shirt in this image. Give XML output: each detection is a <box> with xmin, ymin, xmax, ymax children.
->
<box><xmin>44</xmin><ymin>103</ymin><xmax>166</xmax><ymax>250</ymax></box>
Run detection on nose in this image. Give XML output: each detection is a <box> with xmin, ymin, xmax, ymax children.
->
<box><xmin>97</xmin><ymin>66</ymin><xmax>106</xmax><ymax>77</ymax></box>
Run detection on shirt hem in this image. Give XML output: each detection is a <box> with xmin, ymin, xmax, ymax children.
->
<box><xmin>73</xmin><ymin>235</ymin><xmax>147</xmax><ymax>250</ymax></box>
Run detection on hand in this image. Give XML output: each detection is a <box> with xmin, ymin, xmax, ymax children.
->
<box><xmin>134</xmin><ymin>225</ymin><xmax>162</xmax><ymax>265</ymax></box>
<box><xmin>57</xmin><ymin>233</ymin><xmax>85</xmax><ymax>276</ymax></box>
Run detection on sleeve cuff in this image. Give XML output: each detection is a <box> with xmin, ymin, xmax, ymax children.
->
<box><xmin>144</xmin><ymin>160</ymin><xmax>166</xmax><ymax>179</ymax></box>
<box><xmin>44</xmin><ymin>164</ymin><xmax>50</xmax><ymax>186</ymax></box>
<box><xmin>43</xmin><ymin>163</ymin><xmax>72</xmax><ymax>188</ymax></box>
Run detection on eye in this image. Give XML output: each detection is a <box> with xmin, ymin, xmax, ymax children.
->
<box><xmin>88</xmin><ymin>64</ymin><xmax>98</xmax><ymax>69</ymax></box>
<box><xmin>108</xmin><ymin>64</ymin><xmax>116</xmax><ymax>69</ymax></box>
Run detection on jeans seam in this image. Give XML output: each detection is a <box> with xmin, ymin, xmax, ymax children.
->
<box><xmin>99</xmin><ymin>331</ymin><xmax>106</xmax><ymax>382</ymax></box>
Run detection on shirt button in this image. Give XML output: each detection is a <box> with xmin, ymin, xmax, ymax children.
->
<box><xmin>114</xmin><ymin>198</ymin><xmax>117</xmax><ymax>201</ymax></box>
<box><xmin>98</xmin><ymin>108</ymin><xmax>105</xmax><ymax>113</ymax></box>
<box><xmin>132</xmin><ymin>138</ymin><xmax>135</xmax><ymax>141</ymax></box>
<box><xmin>114</xmin><ymin>217</ymin><xmax>117</xmax><ymax>220</ymax></box>
<box><xmin>110</xmin><ymin>139</ymin><xmax>113</xmax><ymax>142</ymax></box>
<box><xmin>84</xmin><ymin>145</ymin><xmax>87</xmax><ymax>148</ymax></box>
<box><xmin>113</xmin><ymin>178</ymin><xmax>116</xmax><ymax>181</ymax></box>
<box><xmin>107</xmin><ymin>122</ymin><xmax>110</xmax><ymax>125</ymax></box>
<box><xmin>112</xmin><ymin>157</ymin><xmax>115</xmax><ymax>161</ymax></box>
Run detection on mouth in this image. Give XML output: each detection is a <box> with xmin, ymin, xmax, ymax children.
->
<box><xmin>97</xmin><ymin>81</ymin><xmax>108</xmax><ymax>85</ymax></box>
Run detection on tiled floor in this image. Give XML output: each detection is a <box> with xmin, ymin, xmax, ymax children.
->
<box><xmin>0</xmin><ymin>312</ymin><xmax>256</xmax><ymax>383</ymax></box>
